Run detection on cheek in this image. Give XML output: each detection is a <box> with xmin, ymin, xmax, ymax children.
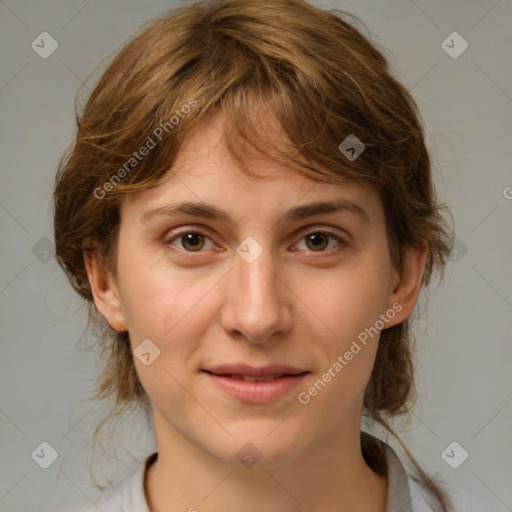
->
<box><xmin>117</xmin><ymin>267</ymin><xmax>218</xmax><ymax>406</ymax></box>
<box><xmin>306</xmin><ymin>263</ymin><xmax>391</xmax><ymax>346</ymax></box>
<box><xmin>298</xmin><ymin>260</ymin><xmax>391</xmax><ymax>401</ymax></box>
<box><xmin>298</xmin><ymin>277</ymin><xmax>386</xmax><ymax>415</ymax></box>
<box><xmin>115</xmin><ymin>249</ymin><xmax>223</xmax><ymax>359</ymax></box>
<box><xmin>115</xmin><ymin>242</ymin><xmax>185</xmax><ymax>335</ymax></box>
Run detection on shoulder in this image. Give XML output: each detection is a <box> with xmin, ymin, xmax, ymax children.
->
<box><xmin>55</xmin><ymin>483</ymin><xmax>124</xmax><ymax>512</ymax></box>
<box><xmin>364</xmin><ymin>432</ymin><xmax>487</xmax><ymax>512</ymax></box>
<box><xmin>56</xmin><ymin>452</ymin><xmax>157</xmax><ymax>512</ymax></box>
<box><xmin>408</xmin><ymin>477</ymin><xmax>489</xmax><ymax>512</ymax></box>
<box><xmin>401</xmin><ymin>455</ymin><xmax>487</xmax><ymax>512</ymax></box>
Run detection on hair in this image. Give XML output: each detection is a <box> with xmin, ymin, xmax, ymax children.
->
<box><xmin>53</xmin><ymin>0</ymin><xmax>454</xmax><ymax>509</ymax></box>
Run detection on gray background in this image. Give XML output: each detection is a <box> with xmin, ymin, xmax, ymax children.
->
<box><xmin>1</xmin><ymin>0</ymin><xmax>511</xmax><ymax>511</ymax></box>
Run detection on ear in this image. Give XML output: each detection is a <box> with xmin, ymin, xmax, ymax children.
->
<box><xmin>384</xmin><ymin>242</ymin><xmax>428</xmax><ymax>328</ymax></box>
<box><xmin>83</xmin><ymin>245</ymin><xmax>127</xmax><ymax>332</ymax></box>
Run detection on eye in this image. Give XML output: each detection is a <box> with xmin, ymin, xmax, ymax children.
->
<box><xmin>164</xmin><ymin>230</ymin><xmax>216</xmax><ymax>254</ymax></box>
<box><xmin>163</xmin><ymin>226</ymin><xmax>348</xmax><ymax>257</ymax></box>
<box><xmin>293</xmin><ymin>228</ymin><xmax>347</xmax><ymax>253</ymax></box>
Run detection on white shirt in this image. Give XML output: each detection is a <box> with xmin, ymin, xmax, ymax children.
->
<box><xmin>60</xmin><ymin>434</ymin><xmax>482</xmax><ymax>512</ymax></box>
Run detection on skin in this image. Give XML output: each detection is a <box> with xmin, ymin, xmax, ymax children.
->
<box><xmin>85</xmin><ymin>112</ymin><xmax>427</xmax><ymax>512</ymax></box>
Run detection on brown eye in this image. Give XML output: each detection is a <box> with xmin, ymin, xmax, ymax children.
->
<box><xmin>164</xmin><ymin>229</ymin><xmax>215</xmax><ymax>255</ymax></box>
<box><xmin>294</xmin><ymin>229</ymin><xmax>345</xmax><ymax>253</ymax></box>
<box><xmin>304</xmin><ymin>232</ymin><xmax>330</xmax><ymax>251</ymax></box>
<box><xmin>180</xmin><ymin>232</ymin><xmax>206</xmax><ymax>251</ymax></box>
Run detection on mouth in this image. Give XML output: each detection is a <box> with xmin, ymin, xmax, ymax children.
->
<box><xmin>202</xmin><ymin>364</ymin><xmax>310</xmax><ymax>402</ymax></box>
<box><xmin>209</xmin><ymin>373</ymin><xmax>294</xmax><ymax>382</ymax></box>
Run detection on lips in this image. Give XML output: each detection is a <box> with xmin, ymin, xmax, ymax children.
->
<box><xmin>223</xmin><ymin>374</ymin><xmax>284</xmax><ymax>382</ymax></box>
<box><xmin>203</xmin><ymin>363</ymin><xmax>307</xmax><ymax>378</ymax></box>
<box><xmin>202</xmin><ymin>364</ymin><xmax>309</xmax><ymax>402</ymax></box>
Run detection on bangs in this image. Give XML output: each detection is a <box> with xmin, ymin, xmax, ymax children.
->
<box><xmin>108</xmin><ymin>74</ymin><xmax>375</xmax><ymax>200</ymax></box>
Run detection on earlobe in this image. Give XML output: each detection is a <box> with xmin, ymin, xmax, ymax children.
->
<box><xmin>385</xmin><ymin>242</ymin><xmax>428</xmax><ymax>327</ymax></box>
<box><xmin>83</xmin><ymin>247</ymin><xmax>127</xmax><ymax>332</ymax></box>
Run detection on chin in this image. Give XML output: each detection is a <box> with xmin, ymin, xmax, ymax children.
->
<box><xmin>205</xmin><ymin>425</ymin><xmax>308</xmax><ymax>470</ymax></box>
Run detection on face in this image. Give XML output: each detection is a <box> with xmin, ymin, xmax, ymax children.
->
<box><xmin>88</xmin><ymin>112</ymin><xmax>423</xmax><ymax>469</ymax></box>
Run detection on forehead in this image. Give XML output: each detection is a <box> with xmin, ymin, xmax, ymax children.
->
<box><xmin>122</xmin><ymin>112</ymin><xmax>385</xmax><ymax>226</ymax></box>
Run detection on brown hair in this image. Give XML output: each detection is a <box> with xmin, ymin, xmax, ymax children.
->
<box><xmin>53</xmin><ymin>0</ymin><xmax>453</xmax><ymax>508</ymax></box>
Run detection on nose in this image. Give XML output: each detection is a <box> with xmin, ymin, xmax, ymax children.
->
<box><xmin>220</xmin><ymin>246</ymin><xmax>293</xmax><ymax>345</ymax></box>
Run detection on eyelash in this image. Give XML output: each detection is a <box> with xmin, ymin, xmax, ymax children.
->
<box><xmin>163</xmin><ymin>226</ymin><xmax>348</xmax><ymax>259</ymax></box>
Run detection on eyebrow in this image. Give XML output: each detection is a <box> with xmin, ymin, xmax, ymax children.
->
<box><xmin>140</xmin><ymin>199</ymin><xmax>371</xmax><ymax>225</ymax></box>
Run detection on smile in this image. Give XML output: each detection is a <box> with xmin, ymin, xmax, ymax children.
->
<box><xmin>202</xmin><ymin>366</ymin><xmax>310</xmax><ymax>403</ymax></box>
<box><xmin>224</xmin><ymin>373</ymin><xmax>285</xmax><ymax>382</ymax></box>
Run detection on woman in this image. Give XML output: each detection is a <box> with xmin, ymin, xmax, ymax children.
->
<box><xmin>54</xmin><ymin>0</ymin><xmax>457</xmax><ymax>510</ymax></box>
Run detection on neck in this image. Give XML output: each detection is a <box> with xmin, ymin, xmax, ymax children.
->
<box><xmin>144</xmin><ymin>412</ymin><xmax>387</xmax><ymax>512</ymax></box>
